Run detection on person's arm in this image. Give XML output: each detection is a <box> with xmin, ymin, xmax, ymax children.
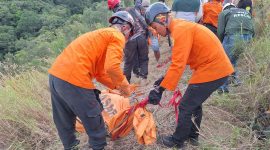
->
<box><xmin>149</xmin><ymin>34</ymin><xmax>160</xmax><ymax>51</ymax></box>
<box><xmin>160</xmin><ymin>28</ymin><xmax>193</xmax><ymax>91</ymax></box>
<box><xmin>104</xmin><ymin>32</ymin><xmax>126</xmax><ymax>87</ymax></box>
<box><xmin>96</xmin><ymin>74</ymin><xmax>115</xmax><ymax>89</ymax></box>
<box><xmin>148</xmin><ymin>27</ymin><xmax>160</xmax><ymax>61</ymax></box>
<box><xmin>150</xmin><ymin>35</ymin><xmax>160</xmax><ymax>62</ymax></box>
<box><xmin>217</xmin><ymin>12</ymin><xmax>226</xmax><ymax>42</ymax></box>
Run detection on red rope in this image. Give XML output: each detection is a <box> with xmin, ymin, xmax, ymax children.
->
<box><xmin>158</xmin><ymin>89</ymin><xmax>182</xmax><ymax>123</ymax></box>
<box><xmin>156</xmin><ymin>56</ymin><xmax>171</xmax><ymax>68</ymax></box>
<box><xmin>134</xmin><ymin>89</ymin><xmax>182</xmax><ymax>123</ymax></box>
<box><xmin>111</xmin><ymin>90</ymin><xmax>182</xmax><ymax>139</ymax></box>
<box><xmin>166</xmin><ymin>89</ymin><xmax>182</xmax><ymax>123</ymax></box>
<box><xmin>111</xmin><ymin>98</ymin><xmax>149</xmax><ymax>140</ymax></box>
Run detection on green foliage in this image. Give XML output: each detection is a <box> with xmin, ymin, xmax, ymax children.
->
<box><xmin>210</xmin><ymin>95</ymin><xmax>241</xmax><ymax>112</ymax></box>
<box><xmin>0</xmin><ymin>3</ymin><xmax>17</xmax><ymax>26</ymax></box>
<box><xmin>53</xmin><ymin>0</ymin><xmax>98</xmax><ymax>14</ymax></box>
<box><xmin>16</xmin><ymin>10</ymin><xmax>43</xmax><ymax>37</ymax></box>
<box><xmin>82</xmin><ymin>1</ymin><xmax>111</xmax><ymax>29</ymax></box>
<box><xmin>0</xmin><ymin>0</ymin><xmax>101</xmax><ymax>61</ymax></box>
<box><xmin>123</xmin><ymin>0</ymin><xmax>133</xmax><ymax>7</ymax></box>
<box><xmin>0</xmin><ymin>26</ymin><xmax>16</xmax><ymax>58</ymax></box>
<box><xmin>53</xmin><ymin>0</ymin><xmax>85</xmax><ymax>14</ymax></box>
<box><xmin>0</xmin><ymin>0</ymin><xmax>111</xmax><ymax>72</ymax></box>
<box><xmin>40</xmin><ymin>13</ymin><xmax>65</xmax><ymax>31</ymax></box>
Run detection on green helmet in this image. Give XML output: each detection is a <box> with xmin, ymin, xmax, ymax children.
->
<box><xmin>144</xmin><ymin>2</ymin><xmax>170</xmax><ymax>25</ymax></box>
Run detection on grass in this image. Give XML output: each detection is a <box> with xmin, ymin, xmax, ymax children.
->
<box><xmin>0</xmin><ymin>70</ymin><xmax>60</xmax><ymax>149</ymax></box>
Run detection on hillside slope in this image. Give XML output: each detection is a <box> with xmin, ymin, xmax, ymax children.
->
<box><xmin>0</xmin><ymin>0</ymin><xmax>270</xmax><ymax>149</ymax></box>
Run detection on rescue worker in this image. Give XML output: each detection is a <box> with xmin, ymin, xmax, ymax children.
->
<box><xmin>217</xmin><ymin>3</ymin><xmax>254</xmax><ymax>93</ymax></box>
<box><xmin>141</xmin><ymin>0</ymin><xmax>161</xmax><ymax>62</ymax></box>
<box><xmin>145</xmin><ymin>2</ymin><xmax>234</xmax><ymax>148</ymax></box>
<box><xmin>172</xmin><ymin>0</ymin><xmax>200</xmax><ymax>22</ymax></box>
<box><xmin>108</xmin><ymin>0</ymin><xmax>149</xmax><ymax>82</ymax></box>
<box><xmin>48</xmin><ymin>11</ymin><xmax>134</xmax><ymax>150</ymax></box>
<box><xmin>237</xmin><ymin>0</ymin><xmax>253</xmax><ymax>15</ymax></box>
<box><xmin>201</xmin><ymin>0</ymin><xmax>223</xmax><ymax>35</ymax></box>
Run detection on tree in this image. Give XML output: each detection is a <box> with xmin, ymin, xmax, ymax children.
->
<box><xmin>53</xmin><ymin>0</ymin><xmax>85</xmax><ymax>14</ymax></box>
<box><xmin>0</xmin><ymin>4</ymin><xmax>17</xmax><ymax>26</ymax></box>
<box><xmin>0</xmin><ymin>26</ymin><xmax>16</xmax><ymax>59</ymax></box>
<box><xmin>16</xmin><ymin>11</ymin><xmax>42</xmax><ymax>38</ymax></box>
<box><xmin>82</xmin><ymin>2</ymin><xmax>111</xmax><ymax>29</ymax></box>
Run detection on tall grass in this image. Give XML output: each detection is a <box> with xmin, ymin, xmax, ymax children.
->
<box><xmin>0</xmin><ymin>70</ymin><xmax>60</xmax><ymax>149</ymax></box>
<box><xmin>208</xmin><ymin>20</ymin><xmax>270</xmax><ymax>150</ymax></box>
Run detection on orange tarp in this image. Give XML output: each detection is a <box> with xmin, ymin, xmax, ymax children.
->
<box><xmin>101</xmin><ymin>90</ymin><xmax>131</xmax><ymax>124</ymax></box>
<box><xmin>75</xmin><ymin>90</ymin><xmax>157</xmax><ymax>145</ymax></box>
<box><xmin>133</xmin><ymin>107</ymin><xmax>156</xmax><ymax>145</ymax></box>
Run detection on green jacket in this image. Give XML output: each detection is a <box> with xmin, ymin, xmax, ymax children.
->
<box><xmin>172</xmin><ymin>0</ymin><xmax>200</xmax><ymax>12</ymax></box>
<box><xmin>217</xmin><ymin>8</ymin><xmax>254</xmax><ymax>41</ymax></box>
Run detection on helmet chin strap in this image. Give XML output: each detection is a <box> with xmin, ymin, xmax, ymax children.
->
<box><xmin>165</xmin><ymin>13</ymin><xmax>172</xmax><ymax>49</ymax></box>
<box><xmin>111</xmin><ymin>24</ymin><xmax>131</xmax><ymax>37</ymax></box>
<box><xmin>122</xmin><ymin>28</ymin><xmax>131</xmax><ymax>37</ymax></box>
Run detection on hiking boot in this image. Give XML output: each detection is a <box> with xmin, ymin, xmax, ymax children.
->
<box><xmin>188</xmin><ymin>137</ymin><xmax>199</xmax><ymax>146</ymax></box>
<box><xmin>217</xmin><ymin>87</ymin><xmax>229</xmax><ymax>95</ymax></box>
<box><xmin>65</xmin><ymin>140</ymin><xmax>80</xmax><ymax>150</ymax></box>
<box><xmin>139</xmin><ymin>73</ymin><xmax>147</xmax><ymax>80</ymax></box>
<box><xmin>134</xmin><ymin>73</ymin><xmax>140</xmax><ymax>78</ymax></box>
<box><xmin>158</xmin><ymin>135</ymin><xmax>184</xmax><ymax>149</ymax></box>
<box><xmin>232</xmin><ymin>77</ymin><xmax>242</xmax><ymax>87</ymax></box>
<box><xmin>87</xmin><ymin>145</ymin><xmax>105</xmax><ymax>150</ymax></box>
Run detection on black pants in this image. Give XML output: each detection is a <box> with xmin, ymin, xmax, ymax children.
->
<box><xmin>124</xmin><ymin>34</ymin><xmax>149</xmax><ymax>82</ymax></box>
<box><xmin>49</xmin><ymin>75</ymin><xmax>107</xmax><ymax>150</ymax></box>
<box><xmin>172</xmin><ymin>76</ymin><xmax>228</xmax><ymax>143</ymax></box>
<box><xmin>204</xmin><ymin>23</ymin><xmax>217</xmax><ymax>35</ymax></box>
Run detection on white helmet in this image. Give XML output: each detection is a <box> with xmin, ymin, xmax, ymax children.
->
<box><xmin>223</xmin><ymin>3</ymin><xmax>235</xmax><ymax>10</ymax></box>
<box><xmin>142</xmin><ymin>0</ymin><xmax>151</xmax><ymax>8</ymax></box>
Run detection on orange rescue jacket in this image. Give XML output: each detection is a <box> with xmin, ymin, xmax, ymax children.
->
<box><xmin>160</xmin><ymin>19</ymin><xmax>234</xmax><ymax>91</ymax></box>
<box><xmin>202</xmin><ymin>1</ymin><xmax>222</xmax><ymax>28</ymax></box>
<box><xmin>49</xmin><ymin>27</ymin><xmax>126</xmax><ymax>89</ymax></box>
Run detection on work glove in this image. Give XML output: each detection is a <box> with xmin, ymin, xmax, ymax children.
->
<box><xmin>148</xmin><ymin>86</ymin><xmax>165</xmax><ymax>105</ymax></box>
<box><xmin>154</xmin><ymin>76</ymin><xmax>164</xmax><ymax>86</ymax></box>
<box><xmin>117</xmin><ymin>78</ymin><xmax>131</xmax><ymax>97</ymax></box>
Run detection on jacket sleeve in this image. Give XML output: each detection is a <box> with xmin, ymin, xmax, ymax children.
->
<box><xmin>96</xmin><ymin>75</ymin><xmax>115</xmax><ymax>89</ymax></box>
<box><xmin>160</xmin><ymin>28</ymin><xmax>193</xmax><ymax>91</ymax></box>
<box><xmin>217</xmin><ymin>12</ymin><xmax>226</xmax><ymax>42</ymax></box>
<box><xmin>104</xmin><ymin>32</ymin><xmax>126</xmax><ymax>87</ymax></box>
